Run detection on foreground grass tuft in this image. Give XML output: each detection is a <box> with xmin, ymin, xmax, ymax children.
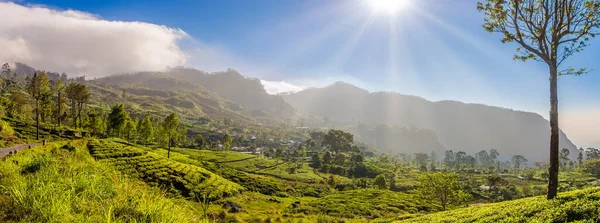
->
<box><xmin>0</xmin><ymin>140</ymin><xmax>203</xmax><ymax>223</ymax></box>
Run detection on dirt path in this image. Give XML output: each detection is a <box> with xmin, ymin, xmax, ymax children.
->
<box><xmin>0</xmin><ymin>143</ymin><xmax>40</xmax><ymax>157</ymax></box>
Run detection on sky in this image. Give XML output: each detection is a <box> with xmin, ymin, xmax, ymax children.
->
<box><xmin>0</xmin><ymin>0</ymin><xmax>599</xmax><ymax>147</ymax></box>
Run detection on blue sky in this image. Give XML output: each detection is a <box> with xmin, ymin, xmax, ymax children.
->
<box><xmin>7</xmin><ymin>0</ymin><xmax>600</xmax><ymax>146</ymax></box>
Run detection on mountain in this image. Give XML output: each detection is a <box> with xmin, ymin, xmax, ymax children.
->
<box><xmin>166</xmin><ymin>67</ymin><xmax>296</xmax><ymax>119</ymax></box>
<box><xmin>282</xmin><ymin>81</ymin><xmax>578</xmax><ymax>161</ymax></box>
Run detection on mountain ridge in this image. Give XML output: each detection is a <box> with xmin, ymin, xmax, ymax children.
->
<box><xmin>282</xmin><ymin>82</ymin><xmax>578</xmax><ymax>161</ymax></box>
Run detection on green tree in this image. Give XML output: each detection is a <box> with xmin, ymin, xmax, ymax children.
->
<box><xmin>476</xmin><ymin>150</ymin><xmax>490</xmax><ymax>168</ymax></box>
<box><xmin>334</xmin><ymin>153</ymin><xmax>346</xmax><ymax>165</ymax></box>
<box><xmin>107</xmin><ymin>104</ymin><xmax>128</xmax><ymax>138</ymax></box>
<box><xmin>478</xmin><ymin>0</ymin><xmax>600</xmax><ymax>200</ymax></box>
<box><xmin>560</xmin><ymin>148</ymin><xmax>571</xmax><ymax>168</ymax></box>
<box><xmin>310</xmin><ymin>153</ymin><xmax>322</xmax><ymax>168</ymax></box>
<box><xmin>27</xmin><ymin>72</ymin><xmax>51</xmax><ymax>140</ymax></box>
<box><xmin>65</xmin><ymin>82</ymin><xmax>90</xmax><ymax>128</ymax></box>
<box><xmin>124</xmin><ymin>117</ymin><xmax>137</xmax><ymax>142</ymax></box>
<box><xmin>374</xmin><ymin>174</ymin><xmax>387</xmax><ymax>189</ymax></box>
<box><xmin>323</xmin><ymin>129</ymin><xmax>354</xmax><ymax>154</ymax></box>
<box><xmin>511</xmin><ymin>155</ymin><xmax>528</xmax><ymax>173</ymax></box>
<box><xmin>88</xmin><ymin>112</ymin><xmax>106</xmax><ymax>137</ymax></box>
<box><xmin>138</xmin><ymin>115</ymin><xmax>154</xmax><ymax>145</ymax></box>
<box><xmin>413</xmin><ymin>153</ymin><xmax>429</xmax><ymax>168</ymax></box>
<box><xmin>444</xmin><ymin>150</ymin><xmax>456</xmax><ymax>170</ymax></box>
<box><xmin>578</xmin><ymin>148</ymin><xmax>584</xmax><ymax>165</ymax></box>
<box><xmin>7</xmin><ymin>91</ymin><xmax>27</xmax><ymax>120</ymax></box>
<box><xmin>222</xmin><ymin>133</ymin><xmax>232</xmax><ymax>150</ymax></box>
<box><xmin>194</xmin><ymin>134</ymin><xmax>206</xmax><ymax>149</ymax></box>
<box><xmin>52</xmin><ymin>79</ymin><xmax>66</xmax><ymax>127</ymax></box>
<box><xmin>323</xmin><ymin>151</ymin><xmax>333</xmax><ymax>164</ymax></box>
<box><xmin>417</xmin><ymin>172</ymin><xmax>465</xmax><ymax>210</ymax></box>
<box><xmin>160</xmin><ymin>113</ymin><xmax>182</xmax><ymax>158</ymax></box>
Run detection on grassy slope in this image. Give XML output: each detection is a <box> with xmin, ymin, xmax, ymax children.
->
<box><xmin>397</xmin><ymin>187</ymin><xmax>600</xmax><ymax>223</ymax></box>
<box><xmin>0</xmin><ymin>140</ymin><xmax>203</xmax><ymax>223</ymax></box>
<box><xmin>88</xmin><ymin>140</ymin><xmax>243</xmax><ymax>199</ymax></box>
<box><xmin>172</xmin><ymin>148</ymin><xmax>327</xmax><ymax>183</ymax></box>
<box><xmin>288</xmin><ymin>189</ymin><xmax>438</xmax><ymax>219</ymax></box>
<box><xmin>149</xmin><ymin>147</ymin><xmax>333</xmax><ymax>197</ymax></box>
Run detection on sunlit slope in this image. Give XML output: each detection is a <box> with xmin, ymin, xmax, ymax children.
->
<box><xmin>0</xmin><ymin>141</ymin><xmax>202</xmax><ymax>222</ymax></box>
<box><xmin>288</xmin><ymin>189</ymin><xmax>438</xmax><ymax>219</ymax></box>
<box><xmin>88</xmin><ymin>140</ymin><xmax>243</xmax><ymax>198</ymax></box>
<box><xmin>397</xmin><ymin>188</ymin><xmax>600</xmax><ymax>223</ymax></box>
<box><xmin>283</xmin><ymin>81</ymin><xmax>578</xmax><ymax>160</ymax></box>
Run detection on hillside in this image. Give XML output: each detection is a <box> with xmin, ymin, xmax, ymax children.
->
<box><xmin>397</xmin><ymin>187</ymin><xmax>600</xmax><ymax>222</ymax></box>
<box><xmin>282</xmin><ymin>82</ymin><xmax>578</xmax><ymax>160</ymax></box>
<box><xmin>167</xmin><ymin>67</ymin><xmax>296</xmax><ymax>119</ymax></box>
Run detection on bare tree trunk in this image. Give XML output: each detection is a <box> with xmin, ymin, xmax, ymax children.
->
<box><xmin>57</xmin><ymin>91</ymin><xmax>62</xmax><ymax>127</ymax></box>
<box><xmin>77</xmin><ymin>102</ymin><xmax>82</xmax><ymax>130</ymax></box>
<box><xmin>71</xmin><ymin>100</ymin><xmax>76</xmax><ymax>128</ymax></box>
<box><xmin>547</xmin><ymin>64</ymin><xmax>559</xmax><ymax>199</ymax></box>
<box><xmin>168</xmin><ymin>134</ymin><xmax>171</xmax><ymax>159</ymax></box>
<box><xmin>35</xmin><ymin>100</ymin><xmax>39</xmax><ymax>140</ymax></box>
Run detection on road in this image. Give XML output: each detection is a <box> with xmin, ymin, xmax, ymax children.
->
<box><xmin>0</xmin><ymin>143</ymin><xmax>40</xmax><ymax>157</ymax></box>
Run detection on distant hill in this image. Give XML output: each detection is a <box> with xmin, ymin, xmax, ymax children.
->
<box><xmin>166</xmin><ymin>67</ymin><xmax>296</xmax><ymax>119</ymax></box>
<box><xmin>282</xmin><ymin>81</ymin><xmax>578</xmax><ymax>161</ymax></box>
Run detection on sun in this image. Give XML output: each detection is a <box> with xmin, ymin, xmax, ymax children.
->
<box><xmin>367</xmin><ymin>0</ymin><xmax>411</xmax><ymax>15</ymax></box>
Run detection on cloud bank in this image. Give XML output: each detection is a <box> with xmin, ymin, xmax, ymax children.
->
<box><xmin>260</xmin><ymin>80</ymin><xmax>304</xmax><ymax>95</ymax></box>
<box><xmin>0</xmin><ymin>2</ymin><xmax>187</xmax><ymax>77</ymax></box>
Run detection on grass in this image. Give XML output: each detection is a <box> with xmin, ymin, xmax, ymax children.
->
<box><xmin>288</xmin><ymin>188</ymin><xmax>438</xmax><ymax>219</ymax></box>
<box><xmin>396</xmin><ymin>187</ymin><xmax>600</xmax><ymax>223</ymax></box>
<box><xmin>88</xmin><ymin>139</ymin><xmax>243</xmax><ymax>199</ymax></box>
<box><xmin>172</xmin><ymin>148</ymin><xmax>327</xmax><ymax>183</ymax></box>
<box><xmin>150</xmin><ymin>146</ymin><xmax>333</xmax><ymax>197</ymax></box>
<box><xmin>0</xmin><ymin>140</ymin><xmax>204</xmax><ymax>223</ymax></box>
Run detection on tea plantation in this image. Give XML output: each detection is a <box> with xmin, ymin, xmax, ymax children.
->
<box><xmin>88</xmin><ymin>140</ymin><xmax>243</xmax><ymax>199</ymax></box>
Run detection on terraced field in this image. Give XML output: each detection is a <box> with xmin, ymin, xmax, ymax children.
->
<box><xmin>288</xmin><ymin>189</ymin><xmax>437</xmax><ymax>219</ymax></box>
<box><xmin>152</xmin><ymin>147</ymin><xmax>332</xmax><ymax>197</ymax></box>
<box><xmin>396</xmin><ymin>187</ymin><xmax>600</xmax><ymax>223</ymax></box>
<box><xmin>171</xmin><ymin>148</ymin><xmax>327</xmax><ymax>183</ymax></box>
<box><xmin>88</xmin><ymin>140</ymin><xmax>243</xmax><ymax>199</ymax></box>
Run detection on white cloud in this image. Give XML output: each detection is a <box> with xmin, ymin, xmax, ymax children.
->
<box><xmin>260</xmin><ymin>80</ymin><xmax>304</xmax><ymax>95</ymax></box>
<box><xmin>0</xmin><ymin>2</ymin><xmax>187</xmax><ymax>77</ymax></box>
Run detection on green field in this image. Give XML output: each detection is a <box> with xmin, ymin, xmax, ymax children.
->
<box><xmin>0</xmin><ymin>141</ymin><xmax>203</xmax><ymax>223</ymax></box>
<box><xmin>397</xmin><ymin>187</ymin><xmax>600</xmax><ymax>223</ymax></box>
<box><xmin>88</xmin><ymin>140</ymin><xmax>243</xmax><ymax>199</ymax></box>
<box><xmin>172</xmin><ymin>148</ymin><xmax>328</xmax><ymax>183</ymax></box>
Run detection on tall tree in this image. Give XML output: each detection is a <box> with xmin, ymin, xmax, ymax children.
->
<box><xmin>476</xmin><ymin>150</ymin><xmax>490</xmax><ymax>168</ymax></box>
<box><xmin>478</xmin><ymin>0</ymin><xmax>600</xmax><ymax>199</ymax></box>
<box><xmin>65</xmin><ymin>82</ymin><xmax>90</xmax><ymax>128</ymax></box>
<box><xmin>374</xmin><ymin>174</ymin><xmax>387</xmax><ymax>189</ymax></box>
<box><xmin>52</xmin><ymin>79</ymin><xmax>66</xmax><ymax>127</ymax></box>
<box><xmin>27</xmin><ymin>72</ymin><xmax>51</xmax><ymax>140</ymax></box>
<box><xmin>413</xmin><ymin>153</ymin><xmax>430</xmax><ymax>168</ymax></box>
<box><xmin>417</xmin><ymin>172</ymin><xmax>465</xmax><ymax>210</ymax></box>
<box><xmin>88</xmin><ymin>112</ymin><xmax>106</xmax><ymax>137</ymax></box>
<box><xmin>160</xmin><ymin>113</ymin><xmax>182</xmax><ymax>158</ymax></box>
<box><xmin>560</xmin><ymin>148</ymin><xmax>571</xmax><ymax>168</ymax></box>
<box><xmin>124</xmin><ymin>117</ymin><xmax>137</xmax><ymax>142</ymax></box>
<box><xmin>138</xmin><ymin>115</ymin><xmax>154</xmax><ymax>145</ymax></box>
<box><xmin>512</xmin><ymin>155</ymin><xmax>528</xmax><ymax>172</ymax></box>
<box><xmin>444</xmin><ymin>150</ymin><xmax>456</xmax><ymax>170</ymax></box>
<box><xmin>107</xmin><ymin>104</ymin><xmax>128</xmax><ymax>137</ymax></box>
<box><xmin>222</xmin><ymin>133</ymin><xmax>232</xmax><ymax>150</ymax></box>
<box><xmin>323</xmin><ymin>129</ymin><xmax>354</xmax><ymax>154</ymax></box>
<box><xmin>578</xmin><ymin>148</ymin><xmax>584</xmax><ymax>165</ymax></box>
